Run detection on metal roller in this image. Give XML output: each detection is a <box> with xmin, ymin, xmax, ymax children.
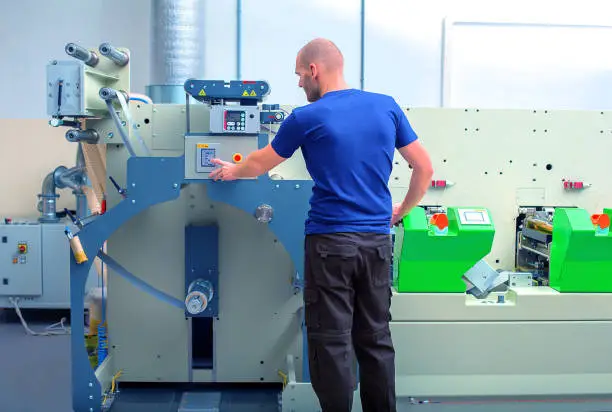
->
<box><xmin>99</xmin><ymin>87</ymin><xmax>128</xmax><ymax>102</ymax></box>
<box><xmin>98</xmin><ymin>43</ymin><xmax>129</xmax><ymax>66</ymax></box>
<box><xmin>65</xmin><ymin>129</ymin><xmax>100</xmax><ymax>144</ymax></box>
<box><xmin>65</xmin><ymin>43</ymin><xmax>99</xmax><ymax>67</ymax></box>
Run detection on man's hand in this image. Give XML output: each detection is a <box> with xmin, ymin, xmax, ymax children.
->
<box><xmin>391</xmin><ymin>203</ymin><xmax>406</xmax><ymax>226</ymax></box>
<box><xmin>209</xmin><ymin>159</ymin><xmax>240</xmax><ymax>181</ymax></box>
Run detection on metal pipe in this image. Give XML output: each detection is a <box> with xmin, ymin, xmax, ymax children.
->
<box><xmin>38</xmin><ymin>145</ymin><xmax>88</xmax><ymax>222</ymax></box>
<box><xmin>66</xmin><ymin>129</ymin><xmax>100</xmax><ymax>144</ymax></box>
<box><xmin>519</xmin><ymin>244</ymin><xmax>550</xmax><ymax>259</ymax></box>
<box><xmin>99</xmin><ymin>43</ymin><xmax>129</xmax><ymax>66</ymax></box>
<box><xmin>237</xmin><ymin>0</ymin><xmax>242</xmax><ymax>79</ymax></box>
<box><xmin>38</xmin><ymin>172</ymin><xmax>59</xmax><ymax>222</ymax></box>
<box><xmin>56</xmin><ymin>166</ymin><xmax>83</xmax><ymax>192</ymax></box>
<box><xmin>65</xmin><ymin>43</ymin><xmax>99</xmax><ymax>67</ymax></box>
<box><xmin>38</xmin><ymin>166</ymin><xmax>82</xmax><ymax>222</ymax></box>
<box><xmin>148</xmin><ymin>0</ymin><xmax>205</xmax><ymax>103</ymax></box>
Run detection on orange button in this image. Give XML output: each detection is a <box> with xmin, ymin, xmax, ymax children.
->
<box><xmin>232</xmin><ymin>153</ymin><xmax>243</xmax><ymax>163</ymax></box>
<box><xmin>430</xmin><ymin>213</ymin><xmax>449</xmax><ymax>230</ymax></box>
<box><xmin>591</xmin><ymin>214</ymin><xmax>610</xmax><ymax>229</ymax></box>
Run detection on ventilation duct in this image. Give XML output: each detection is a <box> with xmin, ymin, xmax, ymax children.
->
<box><xmin>147</xmin><ymin>0</ymin><xmax>206</xmax><ymax>103</ymax></box>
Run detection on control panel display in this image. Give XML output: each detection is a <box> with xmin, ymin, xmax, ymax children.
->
<box><xmin>224</xmin><ymin>110</ymin><xmax>246</xmax><ymax>132</ymax></box>
<box><xmin>458</xmin><ymin>208</ymin><xmax>491</xmax><ymax>225</ymax></box>
<box><xmin>200</xmin><ymin>148</ymin><xmax>216</xmax><ymax>168</ymax></box>
<box><xmin>210</xmin><ymin>105</ymin><xmax>260</xmax><ymax>134</ymax></box>
<box><xmin>195</xmin><ymin>143</ymin><xmax>220</xmax><ymax>174</ymax></box>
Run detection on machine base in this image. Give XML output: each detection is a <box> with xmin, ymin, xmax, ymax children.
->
<box><xmin>105</xmin><ymin>385</ymin><xmax>612</xmax><ymax>412</ymax></box>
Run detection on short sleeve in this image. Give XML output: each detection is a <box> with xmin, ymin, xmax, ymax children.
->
<box><xmin>394</xmin><ymin>103</ymin><xmax>418</xmax><ymax>149</ymax></box>
<box><xmin>270</xmin><ymin>112</ymin><xmax>305</xmax><ymax>158</ymax></box>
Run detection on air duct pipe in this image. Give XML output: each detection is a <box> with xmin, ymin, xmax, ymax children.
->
<box><xmin>147</xmin><ymin>0</ymin><xmax>206</xmax><ymax>103</ymax></box>
<box><xmin>38</xmin><ymin>144</ymin><xmax>88</xmax><ymax>222</ymax></box>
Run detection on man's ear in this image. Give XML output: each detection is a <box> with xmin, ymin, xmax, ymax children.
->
<box><xmin>309</xmin><ymin>63</ymin><xmax>317</xmax><ymax>78</ymax></box>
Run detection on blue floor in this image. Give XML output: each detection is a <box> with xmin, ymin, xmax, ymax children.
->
<box><xmin>3</xmin><ymin>308</ymin><xmax>612</xmax><ymax>412</ymax></box>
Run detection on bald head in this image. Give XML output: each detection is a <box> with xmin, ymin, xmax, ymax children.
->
<box><xmin>295</xmin><ymin>38</ymin><xmax>347</xmax><ymax>102</ymax></box>
<box><xmin>297</xmin><ymin>38</ymin><xmax>344</xmax><ymax>73</ymax></box>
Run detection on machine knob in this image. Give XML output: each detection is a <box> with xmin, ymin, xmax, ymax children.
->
<box><xmin>255</xmin><ymin>204</ymin><xmax>274</xmax><ymax>224</ymax></box>
<box><xmin>185</xmin><ymin>279</ymin><xmax>214</xmax><ymax>315</ymax></box>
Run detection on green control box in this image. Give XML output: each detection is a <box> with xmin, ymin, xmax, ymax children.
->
<box><xmin>395</xmin><ymin>206</ymin><xmax>495</xmax><ymax>293</ymax></box>
<box><xmin>549</xmin><ymin>207</ymin><xmax>612</xmax><ymax>292</ymax></box>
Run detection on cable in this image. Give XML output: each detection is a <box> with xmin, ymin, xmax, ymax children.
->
<box><xmin>128</xmin><ymin>97</ymin><xmax>149</xmax><ymax>104</ymax></box>
<box><xmin>97</xmin><ymin>251</ymin><xmax>184</xmax><ymax>310</ymax></box>
<box><xmin>105</xmin><ymin>100</ymin><xmax>136</xmax><ymax>157</ymax></box>
<box><xmin>128</xmin><ymin>92</ymin><xmax>152</xmax><ymax>104</ymax></box>
<box><xmin>8</xmin><ymin>297</ymin><xmax>70</xmax><ymax>336</ymax></box>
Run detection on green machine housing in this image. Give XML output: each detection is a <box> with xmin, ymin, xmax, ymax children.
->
<box><xmin>549</xmin><ymin>207</ymin><xmax>612</xmax><ymax>292</ymax></box>
<box><xmin>394</xmin><ymin>206</ymin><xmax>495</xmax><ymax>293</ymax></box>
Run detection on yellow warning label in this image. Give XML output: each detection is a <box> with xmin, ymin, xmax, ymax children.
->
<box><xmin>198</xmin><ymin>89</ymin><xmax>206</xmax><ymax>96</ymax></box>
<box><xmin>242</xmin><ymin>90</ymin><xmax>249</xmax><ymax>97</ymax></box>
<box><xmin>197</xmin><ymin>143</ymin><xmax>209</xmax><ymax>148</ymax></box>
<box><xmin>250</xmin><ymin>90</ymin><xmax>257</xmax><ymax>97</ymax></box>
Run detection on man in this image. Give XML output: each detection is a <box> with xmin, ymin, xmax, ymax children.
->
<box><xmin>210</xmin><ymin>38</ymin><xmax>433</xmax><ymax>411</ymax></box>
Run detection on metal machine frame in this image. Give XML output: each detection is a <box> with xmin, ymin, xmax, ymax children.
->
<box><xmin>68</xmin><ymin>152</ymin><xmax>313</xmax><ymax>412</ymax></box>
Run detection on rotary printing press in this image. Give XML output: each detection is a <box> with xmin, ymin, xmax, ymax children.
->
<box><xmin>44</xmin><ymin>42</ymin><xmax>612</xmax><ymax>411</ymax></box>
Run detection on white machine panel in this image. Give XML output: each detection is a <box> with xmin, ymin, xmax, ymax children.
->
<box><xmin>0</xmin><ymin>222</ymin><xmax>42</xmax><ymax>296</ymax></box>
<box><xmin>0</xmin><ymin>221</ymin><xmax>97</xmax><ymax>308</ymax></box>
<box><xmin>184</xmin><ymin>135</ymin><xmax>258</xmax><ymax>180</ymax></box>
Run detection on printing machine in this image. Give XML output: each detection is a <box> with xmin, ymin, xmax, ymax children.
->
<box><xmin>45</xmin><ymin>43</ymin><xmax>612</xmax><ymax>411</ymax></box>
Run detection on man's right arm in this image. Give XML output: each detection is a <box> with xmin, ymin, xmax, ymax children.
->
<box><xmin>391</xmin><ymin>103</ymin><xmax>434</xmax><ymax>225</ymax></box>
<box><xmin>392</xmin><ymin>141</ymin><xmax>434</xmax><ymax>224</ymax></box>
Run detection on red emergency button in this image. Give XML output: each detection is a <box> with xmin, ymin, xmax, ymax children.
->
<box><xmin>18</xmin><ymin>244</ymin><xmax>27</xmax><ymax>254</ymax></box>
<box><xmin>232</xmin><ymin>153</ymin><xmax>243</xmax><ymax>163</ymax></box>
<box><xmin>591</xmin><ymin>214</ymin><xmax>610</xmax><ymax>230</ymax></box>
<box><xmin>430</xmin><ymin>213</ymin><xmax>449</xmax><ymax>230</ymax></box>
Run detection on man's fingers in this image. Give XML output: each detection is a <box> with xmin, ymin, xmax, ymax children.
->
<box><xmin>211</xmin><ymin>158</ymin><xmax>229</xmax><ymax>166</ymax></box>
<box><xmin>209</xmin><ymin>168</ymin><xmax>223</xmax><ymax>180</ymax></box>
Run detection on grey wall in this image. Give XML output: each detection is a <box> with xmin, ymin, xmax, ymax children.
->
<box><xmin>2</xmin><ymin>0</ymin><xmax>612</xmax><ymax>118</ymax></box>
<box><xmin>0</xmin><ymin>0</ymin><xmax>151</xmax><ymax>118</ymax></box>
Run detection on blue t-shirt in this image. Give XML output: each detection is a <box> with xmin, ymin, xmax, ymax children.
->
<box><xmin>271</xmin><ymin>88</ymin><xmax>418</xmax><ymax>235</ymax></box>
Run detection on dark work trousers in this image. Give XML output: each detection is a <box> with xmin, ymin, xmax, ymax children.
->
<box><xmin>304</xmin><ymin>232</ymin><xmax>396</xmax><ymax>412</ymax></box>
